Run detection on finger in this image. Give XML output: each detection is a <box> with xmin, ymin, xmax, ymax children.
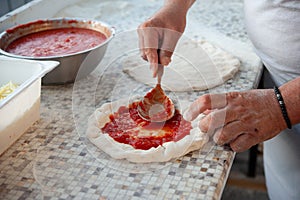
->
<box><xmin>203</xmin><ymin>109</ymin><xmax>212</xmax><ymax>115</ymax></box>
<box><xmin>229</xmin><ymin>134</ymin><xmax>257</xmax><ymax>152</ymax></box>
<box><xmin>199</xmin><ymin>109</ymin><xmax>227</xmax><ymax>133</ymax></box>
<box><xmin>141</xmin><ymin>27</ymin><xmax>159</xmax><ymax>49</ymax></box>
<box><xmin>185</xmin><ymin>93</ymin><xmax>227</xmax><ymax>121</ymax></box>
<box><xmin>159</xmin><ymin>50</ymin><xmax>172</xmax><ymax>66</ymax></box>
<box><xmin>160</xmin><ymin>28</ymin><xmax>181</xmax><ymax>52</ymax></box>
<box><xmin>159</xmin><ymin>29</ymin><xmax>181</xmax><ymax>66</ymax></box>
<box><xmin>145</xmin><ymin>48</ymin><xmax>159</xmax><ymax>77</ymax></box>
<box><xmin>137</xmin><ymin>27</ymin><xmax>147</xmax><ymax>61</ymax></box>
<box><xmin>200</xmin><ymin>106</ymin><xmax>245</xmax><ymax>133</ymax></box>
<box><xmin>213</xmin><ymin>120</ymin><xmax>254</xmax><ymax>146</ymax></box>
<box><xmin>140</xmin><ymin>27</ymin><xmax>160</xmax><ymax>77</ymax></box>
<box><xmin>141</xmin><ymin>53</ymin><xmax>147</xmax><ymax>61</ymax></box>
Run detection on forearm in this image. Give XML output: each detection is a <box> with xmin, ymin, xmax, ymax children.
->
<box><xmin>279</xmin><ymin>76</ymin><xmax>300</xmax><ymax>126</ymax></box>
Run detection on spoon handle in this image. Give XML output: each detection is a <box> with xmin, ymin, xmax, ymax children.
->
<box><xmin>157</xmin><ymin>64</ymin><xmax>164</xmax><ymax>84</ymax></box>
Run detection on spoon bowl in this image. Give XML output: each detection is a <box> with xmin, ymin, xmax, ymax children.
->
<box><xmin>137</xmin><ymin>84</ymin><xmax>175</xmax><ymax>122</ymax></box>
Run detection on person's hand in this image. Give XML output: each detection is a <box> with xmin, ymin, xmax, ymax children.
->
<box><xmin>138</xmin><ymin>2</ymin><xmax>189</xmax><ymax>77</ymax></box>
<box><xmin>184</xmin><ymin>89</ymin><xmax>287</xmax><ymax>152</ymax></box>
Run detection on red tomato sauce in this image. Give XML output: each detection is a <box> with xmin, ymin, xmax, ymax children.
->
<box><xmin>101</xmin><ymin>102</ymin><xmax>192</xmax><ymax>150</ymax></box>
<box><xmin>5</xmin><ymin>27</ymin><xmax>107</xmax><ymax>57</ymax></box>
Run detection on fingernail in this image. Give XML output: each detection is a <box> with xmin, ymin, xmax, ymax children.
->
<box><xmin>213</xmin><ymin>134</ymin><xmax>219</xmax><ymax>144</ymax></box>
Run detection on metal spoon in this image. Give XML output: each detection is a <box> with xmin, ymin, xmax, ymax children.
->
<box><xmin>137</xmin><ymin>65</ymin><xmax>175</xmax><ymax>122</ymax></box>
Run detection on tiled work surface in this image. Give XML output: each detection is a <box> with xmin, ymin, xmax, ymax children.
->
<box><xmin>0</xmin><ymin>0</ymin><xmax>262</xmax><ymax>199</ymax></box>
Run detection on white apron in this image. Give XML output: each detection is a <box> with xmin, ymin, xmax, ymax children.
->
<box><xmin>244</xmin><ymin>0</ymin><xmax>300</xmax><ymax>199</ymax></box>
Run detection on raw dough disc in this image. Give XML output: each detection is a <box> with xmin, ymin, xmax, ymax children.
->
<box><xmin>123</xmin><ymin>40</ymin><xmax>240</xmax><ymax>92</ymax></box>
<box><xmin>86</xmin><ymin>98</ymin><xmax>208</xmax><ymax>163</ymax></box>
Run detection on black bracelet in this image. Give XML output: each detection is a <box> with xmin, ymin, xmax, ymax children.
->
<box><xmin>274</xmin><ymin>86</ymin><xmax>292</xmax><ymax>129</ymax></box>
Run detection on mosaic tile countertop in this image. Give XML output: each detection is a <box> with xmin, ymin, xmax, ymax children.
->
<box><xmin>0</xmin><ymin>0</ymin><xmax>263</xmax><ymax>199</ymax></box>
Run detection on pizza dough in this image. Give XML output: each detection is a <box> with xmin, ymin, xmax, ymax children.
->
<box><xmin>123</xmin><ymin>40</ymin><xmax>240</xmax><ymax>91</ymax></box>
<box><xmin>86</xmin><ymin>98</ymin><xmax>208</xmax><ymax>163</ymax></box>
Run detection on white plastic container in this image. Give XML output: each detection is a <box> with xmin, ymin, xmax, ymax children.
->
<box><xmin>0</xmin><ymin>56</ymin><xmax>59</xmax><ymax>155</ymax></box>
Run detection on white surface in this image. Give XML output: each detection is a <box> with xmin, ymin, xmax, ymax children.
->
<box><xmin>0</xmin><ymin>0</ymin><xmax>82</xmax><ymax>32</ymax></box>
<box><xmin>0</xmin><ymin>56</ymin><xmax>59</xmax><ymax>154</ymax></box>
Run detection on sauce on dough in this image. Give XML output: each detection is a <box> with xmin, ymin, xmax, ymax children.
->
<box><xmin>5</xmin><ymin>27</ymin><xmax>107</xmax><ymax>57</ymax></box>
<box><xmin>101</xmin><ymin>101</ymin><xmax>192</xmax><ymax>150</ymax></box>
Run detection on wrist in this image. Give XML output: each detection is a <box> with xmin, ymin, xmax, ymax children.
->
<box><xmin>274</xmin><ymin>86</ymin><xmax>292</xmax><ymax>129</ymax></box>
<box><xmin>264</xmin><ymin>89</ymin><xmax>287</xmax><ymax>131</ymax></box>
<box><xmin>278</xmin><ymin>77</ymin><xmax>300</xmax><ymax>126</ymax></box>
<box><xmin>164</xmin><ymin>0</ymin><xmax>195</xmax><ymax>13</ymax></box>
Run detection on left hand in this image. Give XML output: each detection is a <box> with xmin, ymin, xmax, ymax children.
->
<box><xmin>184</xmin><ymin>89</ymin><xmax>287</xmax><ymax>152</ymax></box>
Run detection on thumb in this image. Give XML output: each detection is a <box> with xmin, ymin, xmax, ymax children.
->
<box><xmin>159</xmin><ymin>28</ymin><xmax>181</xmax><ymax>65</ymax></box>
<box><xmin>145</xmin><ymin>49</ymin><xmax>159</xmax><ymax>77</ymax></box>
<box><xmin>184</xmin><ymin>93</ymin><xmax>227</xmax><ymax>121</ymax></box>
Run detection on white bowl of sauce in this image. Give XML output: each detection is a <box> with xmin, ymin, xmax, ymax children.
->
<box><xmin>0</xmin><ymin>18</ymin><xmax>115</xmax><ymax>84</ymax></box>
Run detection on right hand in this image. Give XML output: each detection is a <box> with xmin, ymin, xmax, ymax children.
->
<box><xmin>137</xmin><ymin>3</ymin><xmax>188</xmax><ymax>77</ymax></box>
<box><xmin>184</xmin><ymin>89</ymin><xmax>288</xmax><ymax>152</ymax></box>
